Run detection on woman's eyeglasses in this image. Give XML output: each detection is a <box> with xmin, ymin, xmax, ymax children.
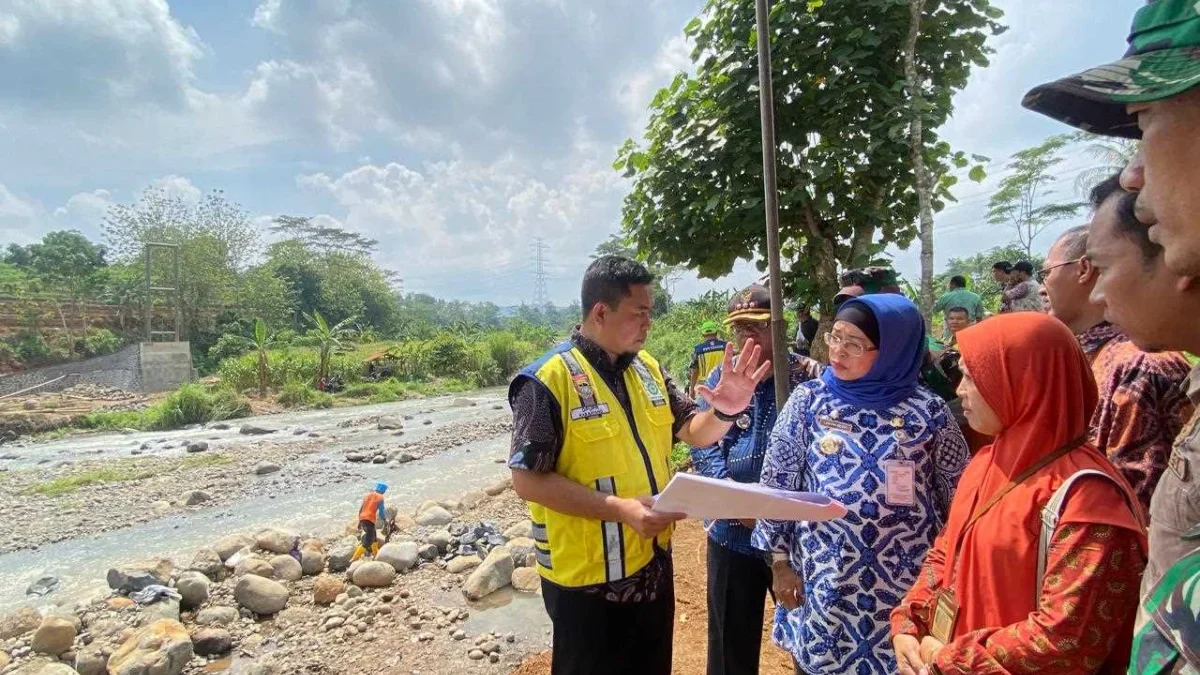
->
<box><xmin>823</xmin><ymin>332</ymin><xmax>875</xmax><ymax>358</ymax></box>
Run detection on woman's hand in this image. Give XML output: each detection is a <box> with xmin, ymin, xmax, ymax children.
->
<box><xmin>893</xmin><ymin>634</ymin><xmax>925</xmax><ymax>675</ymax></box>
<box><xmin>771</xmin><ymin>560</ymin><xmax>805</xmax><ymax>610</ymax></box>
<box><xmin>919</xmin><ymin>636</ymin><xmax>945</xmax><ymax>668</ymax></box>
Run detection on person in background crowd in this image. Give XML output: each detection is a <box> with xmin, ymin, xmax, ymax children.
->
<box><xmin>754</xmin><ymin>295</ymin><xmax>969</xmax><ymax>675</ymax></box>
<box><xmin>1085</xmin><ymin>182</ymin><xmax>1200</xmax><ymax>674</ymax></box>
<box><xmin>934</xmin><ymin>307</ymin><xmax>973</xmax><ymax>353</ymax></box>
<box><xmin>690</xmin><ymin>285</ymin><xmax>822</xmax><ymax>675</ymax></box>
<box><xmin>508</xmin><ymin>255</ymin><xmax>773</xmax><ymax>675</ymax></box>
<box><xmin>794</xmin><ymin>306</ymin><xmax>819</xmax><ymax>357</ymax></box>
<box><xmin>1041</xmin><ymin>178</ymin><xmax>1193</xmax><ymax>510</ymax></box>
<box><xmin>933</xmin><ymin>276</ymin><xmax>985</xmax><ymax>330</ymax></box>
<box><xmin>1000</xmin><ymin>261</ymin><xmax>1043</xmax><ymax>313</ymax></box>
<box><xmin>991</xmin><ymin>261</ymin><xmax>1012</xmax><ymax>290</ymax></box>
<box><xmin>351</xmin><ymin>482</ymin><xmax>388</xmax><ymax>562</ymax></box>
<box><xmin>890</xmin><ymin>313</ymin><xmax>1147</xmax><ymax>675</ymax></box>
<box><xmin>1023</xmin><ymin>0</ymin><xmax>1200</xmax><ymax>281</ymax></box>
<box><xmin>689</xmin><ymin>321</ymin><xmax>729</xmax><ymax>398</ymax></box>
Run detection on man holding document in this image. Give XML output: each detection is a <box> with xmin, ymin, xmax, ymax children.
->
<box><xmin>689</xmin><ymin>284</ymin><xmax>822</xmax><ymax>675</ymax></box>
<box><xmin>508</xmin><ymin>256</ymin><xmax>772</xmax><ymax>675</ymax></box>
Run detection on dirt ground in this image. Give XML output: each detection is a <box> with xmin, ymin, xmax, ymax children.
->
<box><xmin>511</xmin><ymin>519</ymin><xmax>794</xmax><ymax>675</ymax></box>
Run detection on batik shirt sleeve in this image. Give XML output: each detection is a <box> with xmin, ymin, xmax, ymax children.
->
<box><xmin>751</xmin><ymin>384</ymin><xmax>812</xmax><ymax>554</ymax></box>
<box><xmin>928</xmin><ymin>397</ymin><xmax>971</xmax><ymax>522</ymax></box>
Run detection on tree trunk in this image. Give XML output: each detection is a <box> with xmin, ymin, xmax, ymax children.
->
<box><xmin>904</xmin><ymin>0</ymin><xmax>937</xmax><ymax>322</ymax></box>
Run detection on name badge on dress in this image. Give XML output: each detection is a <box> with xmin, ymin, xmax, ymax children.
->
<box><xmin>884</xmin><ymin>460</ymin><xmax>916</xmax><ymax>506</ymax></box>
<box><xmin>930</xmin><ymin>588</ymin><xmax>959</xmax><ymax>643</ymax></box>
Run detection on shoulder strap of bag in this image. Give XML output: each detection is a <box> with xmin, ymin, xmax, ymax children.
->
<box><xmin>1036</xmin><ymin>469</ymin><xmax>1133</xmax><ymax>604</ymax></box>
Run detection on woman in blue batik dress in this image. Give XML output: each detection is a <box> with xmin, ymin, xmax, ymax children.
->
<box><xmin>752</xmin><ymin>294</ymin><xmax>969</xmax><ymax>675</ymax></box>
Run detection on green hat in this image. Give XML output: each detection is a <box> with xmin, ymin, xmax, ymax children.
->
<box><xmin>1022</xmin><ymin>0</ymin><xmax>1200</xmax><ymax>138</ymax></box>
<box><xmin>700</xmin><ymin>320</ymin><xmax>721</xmax><ymax>335</ymax></box>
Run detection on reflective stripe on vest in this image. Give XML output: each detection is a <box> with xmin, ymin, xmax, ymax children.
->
<box><xmin>595</xmin><ymin>476</ymin><xmax>626</xmax><ymax>582</ymax></box>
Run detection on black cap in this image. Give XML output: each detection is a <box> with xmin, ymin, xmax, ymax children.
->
<box><xmin>726</xmin><ymin>284</ymin><xmax>772</xmax><ymax>324</ymax></box>
<box><xmin>1013</xmin><ymin>261</ymin><xmax>1034</xmax><ymax>275</ymax></box>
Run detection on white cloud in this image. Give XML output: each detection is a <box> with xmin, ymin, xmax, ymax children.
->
<box><xmin>0</xmin><ymin>0</ymin><xmax>204</xmax><ymax>110</ymax></box>
<box><xmin>0</xmin><ymin>183</ymin><xmax>44</xmax><ymax>245</ymax></box>
<box><xmin>148</xmin><ymin>175</ymin><xmax>202</xmax><ymax>204</ymax></box>
<box><xmin>53</xmin><ymin>189</ymin><xmax>114</xmax><ymax>226</ymax></box>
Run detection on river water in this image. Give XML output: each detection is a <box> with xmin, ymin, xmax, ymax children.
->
<box><xmin>0</xmin><ymin>388</ymin><xmax>550</xmax><ymax>649</ymax></box>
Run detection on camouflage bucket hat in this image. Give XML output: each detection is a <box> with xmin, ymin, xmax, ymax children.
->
<box><xmin>1022</xmin><ymin>0</ymin><xmax>1200</xmax><ymax>138</ymax></box>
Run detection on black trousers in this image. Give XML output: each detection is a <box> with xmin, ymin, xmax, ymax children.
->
<box><xmin>542</xmin><ymin>578</ymin><xmax>674</xmax><ymax>675</ymax></box>
<box><xmin>359</xmin><ymin>519</ymin><xmax>377</xmax><ymax>548</ymax></box>
<box><xmin>707</xmin><ymin>540</ymin><xmax>772</xmax><ymax>675</ymax></box>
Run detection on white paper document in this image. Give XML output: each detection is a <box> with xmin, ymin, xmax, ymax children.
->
<box><xmin>652</xmin><ymin>473</ymin><xmax>847</xmax><ymax>522</ymax></box>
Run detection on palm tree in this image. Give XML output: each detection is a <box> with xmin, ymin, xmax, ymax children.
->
<box><xmin>1072</xmin><ymin>132</ymin><xmax>1139</xmax><ymax>198</ymax></box>
<box><xmin>305</xmin><ymin>311</ymin><xmax>357</xmax><ymax>388</ymax></box>
<box><xmin>239</xmin><ymin>318</ymin><xmax>277</xmax><ymax>397</ymax></box>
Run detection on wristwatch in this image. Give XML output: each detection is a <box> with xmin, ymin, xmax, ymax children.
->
<box><xmin>713</xmin><ymin>408</ymin><xmax>747</xmax><ymax>423</ymax></box>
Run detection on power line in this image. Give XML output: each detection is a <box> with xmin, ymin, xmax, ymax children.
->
<box><xmin>531</xmin><ymin>238</ymin><xmax>550</xmax><ymax>307</ymax></box>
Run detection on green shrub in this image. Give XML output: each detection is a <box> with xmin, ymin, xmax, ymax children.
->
<box><xmin>81</xmin><ymin>384</ymin><xmax>250</xmax><ymax>431</ymax></box>
<box><xmin>81</xmin><ymin>329</ymin><xmax>122</xmax><ymax>358</ymax></box>
<box><xmin>277</xmin><ymin>380</ymin><xmax>334</xmax><ymax>409</ymax></box>
<box><xmin>13</xmin><ymin>332</ymin><xmax>50</xmax><ymax>363</ymax></box>
<box><xmin>208</xmin><ymin>333</ymin><xmax>250</xmax><ymax>364</ymax></box>
<box><xmin>426</xmin><ymin>334</ymin><xmax>471</xmax><ymax>378</ymax></box>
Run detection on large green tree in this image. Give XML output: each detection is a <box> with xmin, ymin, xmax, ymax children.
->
<box><xmin>617</xmin><ymin>0</ymin><xmax>1003</xmax><ymax>316</ymax></box>
<box><xmin>986</xmin><ymin>134</ymin><xmax>1085</xmax><ymax>257</ymax></box>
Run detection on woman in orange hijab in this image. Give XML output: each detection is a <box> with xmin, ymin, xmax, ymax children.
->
<box><xmin>890</xmin><ymin>312</ymin><xmax>1148</xmax><ymax>675</ymax></box>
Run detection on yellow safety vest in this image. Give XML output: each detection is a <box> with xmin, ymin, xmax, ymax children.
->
<box><xmin>515</xmin><ymin>344</ymin><xmax>675</xmax><ymax>588</ymax></box>
<box><xmin>693</xmin><ymin>339</ymin><xmax>727</xmax><ymax>382</ymax></box>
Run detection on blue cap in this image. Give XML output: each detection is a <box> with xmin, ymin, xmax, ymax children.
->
<box><xmin>375</xmin><ymin>482</ymin><xmax>388</xmax><ymax>493</ymax></box>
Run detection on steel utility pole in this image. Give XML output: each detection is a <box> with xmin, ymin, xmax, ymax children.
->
<box><xmin>754</xmin><ymin>0</ymin><xmax>791</xmax><ymax>405</ymax></box>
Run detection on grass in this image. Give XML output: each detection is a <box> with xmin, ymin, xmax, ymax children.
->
<box><xmin>670</xmin><ymin>443</ymin><xmax>692</xmax><ymax>472</ymax></box>
<box><xmin>337</xmin><ymin>377</ymin><xmax>475</xmax><ymax>404</ymax></box>
<box><xmin>21</xmin><ymin>466</ymin><xmax>155</xmax><ymax>496</ymax></box>
<box><xmin>20</xmin><ymin>453</ymin><xmax>233</xmax><ymax>497</ymax></box>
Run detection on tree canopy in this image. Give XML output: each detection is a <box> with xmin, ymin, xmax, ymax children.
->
<box><xmin>986</xmin><ymin>134</ymin><xmax>1085</xmax><ymax>257</ymax></box>
<box><xmin>616</xmin><ymin>0</ymin><xmax>1003</xmax><ymax>310</ymax></box>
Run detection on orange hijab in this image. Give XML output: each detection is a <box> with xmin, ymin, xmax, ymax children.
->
<box><xmin>941</xmin><ymin>313</ymin><xmax>1147</xmax><ymax>635</ymax></box>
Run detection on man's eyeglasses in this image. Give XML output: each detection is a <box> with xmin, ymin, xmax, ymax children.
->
<box><xmin>731</xmin><ymin>321</ymin><xmax>770</xmax><ymax>336</ymax></box>
<box><xmin>823</xmin><ymin>332</ymin><xmax>876</xmax><ymax>358</ymax></box>
<box><xmin>1037</xmin><ymin>258</ymin><xmax>1083</xmax><ymax>283</ymax></box>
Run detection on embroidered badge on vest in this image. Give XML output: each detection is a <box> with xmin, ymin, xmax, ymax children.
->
<box><xmin>631</xmin><ymin>358</ymin><xmax>667</xmax><ymax>407</ymax></box>
<box><xmin>560</xmin><ymin>350</ymin><xmax>610</xmax><ymax>420</ymax></box>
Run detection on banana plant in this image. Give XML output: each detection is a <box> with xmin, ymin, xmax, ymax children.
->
<box><xmin>305</xmin><ymin>311</ymin><xmax>358</xmax><ymax>389</ymax></box>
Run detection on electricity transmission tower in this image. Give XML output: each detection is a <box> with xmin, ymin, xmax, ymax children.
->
<box><xmin>531</xmin><ymin>238</ymin><xmax>550</xmax><ymax>307</ymax></box>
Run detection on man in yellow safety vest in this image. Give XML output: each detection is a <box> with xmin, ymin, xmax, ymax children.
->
<box><xmin>508</xmin><ymin>255</ymin><xmax>771</xmax><ymax>675</ymax></box>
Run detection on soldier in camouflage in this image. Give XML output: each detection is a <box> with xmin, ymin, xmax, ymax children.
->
<box><xmin>1023</xmin><ymin>2</ymin><xmax>1200</xmax><ymax>673</ymax></box>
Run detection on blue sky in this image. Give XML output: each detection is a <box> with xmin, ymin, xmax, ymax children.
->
<box><xmin>0</xmin><ymin>0</ymin><xmax>1138</xmax><ymax>306</ymax></box>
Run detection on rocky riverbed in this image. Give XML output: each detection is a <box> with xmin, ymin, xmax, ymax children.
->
<box><xmin>0</xmin><ymin>416</ymin><xmax>513</xmax><ymax>556</ymax></box>
<box><xmin>0</xmin><ymin>485</ymin><xmax>551</xmax><ymax>675</ymax></box>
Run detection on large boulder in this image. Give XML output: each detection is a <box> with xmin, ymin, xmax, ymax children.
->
<box><xmin>326</xmin><ymin>540</ymin><xmax>356</xmax><ymax>573</ymax></box>
<box><xmin>254</xmin><ymin>528</ymin><xmax>298</xmax><ymax>555</ymax></box>
<box><xmin>446</xmin><ymin>555</ymin><xmax>482</xmax><ymax>575</ymax></box>
<box><xmin>141</xmin><ymin>598</ymin><xmax>181</xmax><ymax>624</ymax></box>
<box><xmin>74</xmin><ymin>647</ymin><xmax>108</xmax><ymax>675</ymax></box>
<box><xmin>376</xmin><ymin>542</ymin><xmax>420</xmax><ymax>573</ymax></box>
<box><xmin>268</xmin><ymin>555</ymin><xmax>303</xmax><ymax>582</ymax></box>
<box><xmin>181</xmin><ymin>490</ymin><xmax>211</xmax><ymax>506</ymax></box>
<box><xmin>234</xmin><ymin>576</ymin><xmax>289</xmax><ymax>616</ymax></box>
<box><xmin>31</xmin><ymin>616</ymin><xmax>76</xmax><ymax>655</ymax></box>
<box><xmin>253</xmin><ymin>462</ymin><xmax>281</xmax><ymax>475</ymax></box>
<box><xmin>505</xmin><ymin>538</ymin><xmax>537</xmax><ymax>568</ymax></box>
<box><xmin>175</xmin><ymin>571</ymin><xmax>210</xmax><ymax>610</ymax></box>
<box><xmin>299</xmin><ymin>549</ymin><xmax>325</xmax><ymax>576</ymax></box>
<box><xmin>462</xmin><ymin>546</ymin><xmax>515</xmax><ymax>601</ymax></box>
<box><xmin>414</xmin><ymin>506</ymin><xmax>453</xmax><ymax>527</ymax></box>
<box><xmin>0</xmin><ymin>606</ymin><xmax>42</xmax><ymax>639</ymax></box>
<box><xmin>191</xmin><ymin>628</ymin><xmax>232</xmax><ymax>656</ymax></box>
<box><xmin>350</xmin><ymin>561</ymin><xmax>396</xmax><ymax>588</ymax></box>
<box><xmin>375</xmin><ymin>416</ymin><xmax>404</xmax><ymax>430</ymax></box>
<box><xmin>460</xmin><ymin>490</ymin><xmax>486</xmax><ymax>510</ymax></box>
<box><xmin>106</xmin><ymin>619</ymin><xmax>193</xmax><ymax>675</ymax></box>
<box><xmin>312</xmin><ymin>576</ymin><xmax>344</xmax><ymax>606</ymax></box>
<box><xmin>511</xmin><ymin>567</ymin><xmax>541</xmax><ymax>593</ymax></box>
<box><xmin>426</xmin><ymin>530</ymin><xmax>453</xmax><ymax>552</ymax></box>
<box><xmin>194</xmin><ymin>607</ymin><xmax>238</xmax><ymax>627</ymax></box>
<box><xmin>213</xmin><ymin>534</ymin><xmax>255</xmax><ymax>561</ymax></box>
<box><xmin>106</xmin><ymin>560</ymin><xmax>172</xmax><ymax>594</ymax></box>
<box><xmin>36</xmin><ymin>665</ymin><xmax>78</xmax><ymax>675</ymax></box>
<box><xmin>234</xmin><ymin>558</ymin><xmax>274</xmax><ymax>579</ymax></box>
<box><xmin>503</xmin><ymin>520</ymin><xmax>533</xmax><ymax>540</ymax></box>
<box><xmin>188</xmin><ymin>548</ymin><xmax>224</xmax><ymax>581</ymax></box>
<box><xmin>239</xmin><ymin>425</ymin><xmax>276</xmax><ymax>435</ymax></box>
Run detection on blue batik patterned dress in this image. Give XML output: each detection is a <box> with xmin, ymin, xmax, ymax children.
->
<box><xmin>752</xmin><ymin>378</ymin><xmax>969</xmax><ymax>675</ymax></box>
